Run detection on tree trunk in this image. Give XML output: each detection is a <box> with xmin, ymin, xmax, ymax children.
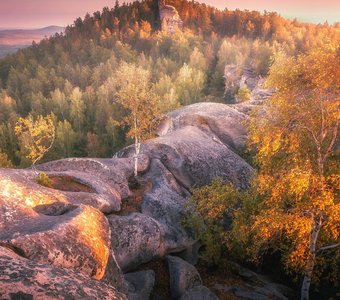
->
<box><xmin>301</xmin><ymin>215</ymin><xmax>322</xmax><ymax>300</ymax></box>
<box><xmin>133</xmin><ymin>112</ymin><xmax>140</xmax><ymax>178</ymax></box>
<box><xmin>134</xmin><ymin>140</ymin><xmax>140</xmax><ymax>178</ymax></box>
<box><xmin>32</xmin><ymin>164</ymin><xmax>38</xmax><ymax>175</ymax></box>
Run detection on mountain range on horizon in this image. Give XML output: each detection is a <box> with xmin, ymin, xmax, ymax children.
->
<box><xmin>0</xmin><ymin>25</ymin><xmax>65</xmax><ymax>45</ymax></box>
<box><xmin>0</xmin><ymin>25</ymin><xmax>65</xmax><ymax>58</ymax></box>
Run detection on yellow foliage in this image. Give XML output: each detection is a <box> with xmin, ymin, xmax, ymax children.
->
<box><xmin>114</xmin><ymin>62</ymin><xmax>160</xmax><ymax>142</ymax></box>
<box><xmin>0</xmin><ymin>151</ymin><xmax>13</xmax><ymax>168</ymax></box>
<box><xmin>248</xmin><ymin>44</ymin><xmax>340</xmax><ymax>286</ymax></box>
<box><xmin>15</xmin><ymin>113</ymin><xmax>55</xmax><ymax>169</ymax></box>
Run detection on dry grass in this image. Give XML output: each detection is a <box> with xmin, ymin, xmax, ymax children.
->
<box><xmin>117</xmin><ymin>179</ymin><xmax>152</xmax><ymax>216</ymax></box>
<box><xmin>47</xmin><ymin>176</ymin><xmax>95</xmax><ymax>193</ymax></box>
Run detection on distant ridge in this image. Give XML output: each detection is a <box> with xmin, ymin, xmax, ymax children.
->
<box><xmin>0</xmin><ymin>26</ymin><xmax>65</xmax><ymax>57</ymax></box>
<box><xmin>0</xmin><ymin>26</ymin><xmax>65</xmax><ymax>46</ymax></box>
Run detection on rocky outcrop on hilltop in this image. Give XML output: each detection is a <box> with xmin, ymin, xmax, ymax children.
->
<box><xmin>159</xmin><ymin>1</ymin><xmax>183</xmax><ymax>34</ymax></box>
<box><xmin>224</xmin><ymin>64</ymin><xmax>274</xmax><ymax>111</ymax></box>
<box><xmin>0</xmin><ymin>102</ymin><xmax>293</xmax><ymax>299</ymax></box>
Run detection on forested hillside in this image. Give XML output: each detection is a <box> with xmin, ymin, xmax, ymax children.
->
<box><xmin>0</xmin><ymin>0</ymin><xmax>338</xmax><ymax>166</ymax></box>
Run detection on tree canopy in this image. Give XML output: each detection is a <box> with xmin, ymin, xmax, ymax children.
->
<box><xmin>0</xmin><ymin>0</ymin><xmax>338</xmax><ymax>166</ymax></box>
<box><xmin>248</xmin><ymin>44</ymin><xmax>339</xmax><ymax>299</ymax></box>
<box><xmin>114</xmin><ymin>62</ymin><xmax>160</xmax><ymax>176</ymax></box>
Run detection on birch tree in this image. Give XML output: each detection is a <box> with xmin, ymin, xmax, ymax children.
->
<box><xmin>114</xmin><ymin>63</ymin><xmax>159</xmax><ymax>177</ymax></box>
<box><xmin>248</xmin><ymin>45</ymin><xmax>339</xmax><ymax>300</ymax></box>
<box><xmin>15</xmin><ymin>113</ymin><xmax>55</xmax><ymax>172</ymax></box>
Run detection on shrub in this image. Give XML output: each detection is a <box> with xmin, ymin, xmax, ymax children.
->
<box><xmin>36</xmin><ymin>172</ymin><xmax>52</xmax><ymax>187</ymax></box>
<box><xmin>182</xmin><ymin>179</ymin><xmax>259</xmax><ymax>266</ymax></box>
<box><xmin>0</xmin><ymin>151</ymin><xmax>13</xmax><ymax>168</ymax></box>
<box><xmin>235</xmin><ymin>86</ymin><xmax>252</xmax><ymax>102</ymax></box>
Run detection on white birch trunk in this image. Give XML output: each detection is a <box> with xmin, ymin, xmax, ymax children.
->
<box><xmin>301</xmin><ymin>216</ymin><xmax>322</xmax><ymax>300</ymax></box>
<box><xmin>133</xmin><ymin>112</ymin><xmax>140</xmax><ymax>178</ymax></box>
<box><xmin>134</xmin><ymin>140</ymin><xmax>140</xmax><ymax>177</ymax></box>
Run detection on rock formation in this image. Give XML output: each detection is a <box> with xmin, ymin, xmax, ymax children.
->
<box><xmin>0</xmin><ymin>102</ymin><xmax>293</xmax><ymax>299</ymax></box>
<box><xmin>166</xmin><ymin>255</ymin><xmax>202</xmax><ymax>299</ymax></box>
<box><xmin>0</xmin><ymin>247</ymin><xmax>126</xmax><ymax>299</ymax></box>
<box><xmin>224</xmin><ymin>64</ymin><xmax>274</xmax><ymax>108</ymax></box>
<box><xmin>159</xmin><ymin>1</ymin><xmax>183</xmax><ymax>34</ymax></box>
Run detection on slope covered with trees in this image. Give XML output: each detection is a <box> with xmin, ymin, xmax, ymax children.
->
<box><xmin>0</xmin><ymin>0</ymin><xmax>338</xmax><ymax>167</ymax></box>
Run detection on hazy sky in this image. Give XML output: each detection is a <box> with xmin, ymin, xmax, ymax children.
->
<box><xmin>0</xmin><ymin>0</ymin><xmax>339</xmax><ymax>29</ymax></box>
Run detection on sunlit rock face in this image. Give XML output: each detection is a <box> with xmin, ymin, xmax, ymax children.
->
<box><xmin>159</xmin><ymin>2</ymin><xmax>183</xmax><ymax>34</ymax></box>
<box><xmin>0</xmin><ymin>171</ymin><xmax>126</xmax><ymax>289</ymax></box>
<box><xmin>0</xmin><ymin>102</ymin><xmax>254</xmax><ymax>297</ymax></box>
<box><xmin>0</xmin><ymin>247</ymin><xmax>127</xmax><ymax>300</ymax></box>
<box><xmin>157</xmin><ymin>102</ymin><xmax>248</xmax><ymax>150</ymax></box>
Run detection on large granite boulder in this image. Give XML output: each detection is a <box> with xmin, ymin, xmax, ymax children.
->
<box><xmin>118</xmin><ymin>103</ymin><xmax>254</xmax><ymax>192</ymax></box>
<box><xmin>120</xmin><ymin>125</ymin><xmax>253</xmax><ymax>190</ymax></box>
<box><xmin>0</xmin><ymin>165</ymin><xmax>122</xmax><ymax>213</ymax></box>
<box><xmin>180</xmin><ymin>286</ymin><xmax>219</xmax><ymax>300</ymax></box>
<box><xmin>151</xmin><ymin>126</ymin><xmax>253</xmax><ymax>188</ymax></box>
<box><xmin>0</xmin><ymin>247</ymin><xmax>127</xmax><ymax>299</ymax></box>
<box><xmin>157</xmin><ymin>102</ymin><xmax>248</xmax><ymax>150</ymax></box>
<box><xmin>108</xmin><ymin>212</ymin><xmax>163</xmax><ymax>271</ymax></box>
<box><xmin>0</xmin><ymin>174</ymin><xmax>125</xmax><ymax>288</ymax></box>
<box><xmin>36</xmin><ymin>157</ymin><xmax>144</xmax><ymax>213</ymax></box>
<box><xmin>166</xmin><ymin>255</ymin><xmax>202</xmax><ymax>299</ymax></box>
<box><xmin>125</xmin><ymin>270</ymin><xmax>156</xmax><ymax>300</ymax></box>
<box><xmin>141</xmin><ymin>159</ymin><xmax>194</xmax><ymax>252</ymax></box>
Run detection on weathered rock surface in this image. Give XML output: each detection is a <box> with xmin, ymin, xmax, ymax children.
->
<box><xmin>0</xmin><ymin>171</ymin><xmax>126</xmax><ymax>289</ymax></box>
<box><xmin>125</xmin><ymin>270</ymin><xmax>155</xmax><ymax>300</ymax></box>
<box><xmin>223</xmin><ymin>64</ymin><xmax>273</xmax><ymax>109</ymax></box>
<box><xmin>0</xmin><ymin>203</ymin><xmax>110</xmax><ymax>280</ymax></box>
<box><xmin>212</xmin><ymin>263</ymin><xmax>296</xmax><ymax>300</ymax></box>
<box><xmin>36</xmin><ymin>157</ymin><xmax>145</xmax><ymax>213</ymax></box>
<box><xmin>160</xmin><ymin>3</ymin><xmax>183</xmax><ymax>34</ymax></box>
<box><xmin>166</xmin><ymin>255</ymin><xmax>202</xmax><ymax>299</ymax></box>
<box><xmin>141</xmin><ymin>159</ymin><xmax>195</xmax><ymax>255</ymax></box>
<box><xmin>0</xmin><ymin>102</ymin><xmax>256</xmax><ymax>297</ymax></box>
<box><xmin>108</xmin><ymin>212</ymin><xmax>163</xmax><ymax>271</ymax></box>
<box><xmin>157</xmin><ymin>102</ymin><xmax>248</xmax><ymax>150</ymax></box>
<box><xmin>180</xmin><ymin>286</ymin><xmax>219</xmax><ymax>300</ymax></box>
<box><xmin>0</xmin><ymin>246</ymin><xmax>127</xmax><ymax>299</ymax></box>
<box><xmin>151</xmin><ymin>126</ymin><xmax>253</xmax><ymax>188</ymax></box>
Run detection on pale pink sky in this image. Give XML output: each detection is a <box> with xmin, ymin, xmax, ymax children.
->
<box><xmin>0</xmin><ymin>0</ymin><xmax>339</xmax><ymax>29</ymax></box>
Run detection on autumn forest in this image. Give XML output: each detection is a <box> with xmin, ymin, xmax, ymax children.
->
<box><xmin>0</xmin><ymin>0</ymin><xmax>339</xmax><ymax>299</ymax></box>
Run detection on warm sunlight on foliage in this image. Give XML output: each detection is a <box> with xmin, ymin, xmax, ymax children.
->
<box><xmin>15</xmin><ymin>113</ymin><xmax>56</xmax><ymax>171</ymax></box>
<box><xmin>184</xmin><ymin>44</ymin><xmax>339</xmax><ymax>300</ymax></box>
<box><xmin>114</xmin><ymin>62</ymin><xmax>160</xmax><ymax>177</ymax></box>
<box><xmin>248</xmin><ymin>44</ymin><xmax>339</xmax><ymax>300</ymax></box>
<box><xmin>0</xmin><ymin>151</ymin><xmax>13</xmax><ymax>168</ymax></box>
<box><xmin>183</xmin><ymin>179</ymin><xmax>259</xmax><ymax>266</ymax></box>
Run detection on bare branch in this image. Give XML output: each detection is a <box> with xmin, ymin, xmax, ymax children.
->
<box><xmin>317</xmin><ymin>243</ymin><xmax>340</xmax><ymax>252</ymax></box>
<box><xmin>323</xmin><ymin>120</ymin><xmax>339</xmax><ymax>162</ymax></box>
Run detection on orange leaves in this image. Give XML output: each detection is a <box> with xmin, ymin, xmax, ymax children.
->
<box><xmin>247</xmin><ymin>45</ymin><xmax>339</xmax><ymax>283</ymax></box>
